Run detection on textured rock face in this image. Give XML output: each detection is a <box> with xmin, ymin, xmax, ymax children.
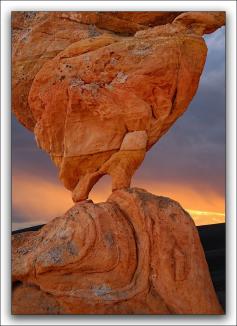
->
<box><xmin>12</xmin><ymin>11</ymin><xmax>182</xmax><ymax>131</ymax></box>
<box><xmin>12</xmin><ymin>188</ymin><xmax>223</xmax><ymax>315</ymax></box>
<box><xmin>12</xmin><ymin>11</ymin><xmax>225</xmax><ymax>202</ymax></box>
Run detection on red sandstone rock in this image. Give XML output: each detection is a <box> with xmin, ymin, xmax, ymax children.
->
<box><xmin>12</xmin><ymin>12</ymin><xmax>225</xmax><ymax>202</ymax></box>
<box><xmin>12</xmin><ymin>12</ymin><xmax>225</xmax><ymax>315</ymax></box>
<box><xmin>12</xmin><ymin>188</ymin><xmax>223</xmax><ymax>315</ymax></box>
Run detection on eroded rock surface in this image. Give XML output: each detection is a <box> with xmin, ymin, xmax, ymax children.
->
<box><xmin>12</xmin><ymin>11</ymin><xmax>225</xmax><ymax>201</ymax></box>
<box><xmin>12</xmin><ymin>188</ymin><xmax>223</xmax><ymax>315</ymax></box>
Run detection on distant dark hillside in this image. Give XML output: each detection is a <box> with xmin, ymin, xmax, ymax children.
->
<box><xmin>12</xmin><ymin>223</ymin><xmax>226</xmax><ymax>311</ymax></box>
<box><xmin>197</xmin><ymin>223</ymin><xmax>225</xmax><ymax>311</ymax></box>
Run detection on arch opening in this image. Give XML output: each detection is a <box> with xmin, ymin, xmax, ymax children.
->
<box><xmin>89</xmin><ymin>174</ymin><xmax>112</xmax><ymax>203</ymax></box>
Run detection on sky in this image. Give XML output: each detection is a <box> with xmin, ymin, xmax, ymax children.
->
<box><xmin>12</xmin><ymin>26</ymin><xmax>225</xmax><ymax>230</ymax></box>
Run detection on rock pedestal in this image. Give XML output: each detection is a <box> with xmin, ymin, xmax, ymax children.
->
<box><xmin>12</xmin><ymin>188</ymin><xmax>223</xmax><ymax>315</ymax></box>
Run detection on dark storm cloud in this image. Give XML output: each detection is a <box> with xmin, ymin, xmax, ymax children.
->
<box><xmin>134</xmin><ymin>27</ymin><xmax>225</xmax><ymax>197</ymax></box>
<box><xmin>12</xmin><ymin>115</ymin><xmax>59</xmax><ymax>182</ymax></box>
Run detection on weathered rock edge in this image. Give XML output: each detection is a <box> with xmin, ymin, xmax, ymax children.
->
<box><xmin>12</xmin><ymin>12</ymin><xmax>225</xmax><ymax>202</ymax></box>
<box><xmin>12</xmin><ymin>188</ymin><xmax>223</xmax><ymax>315</ymax></box>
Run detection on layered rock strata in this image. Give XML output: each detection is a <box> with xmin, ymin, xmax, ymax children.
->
<box><xmin>12</xmin><ymin>188</ymin><xmax>223</xmax><ymax>315</ymax></box>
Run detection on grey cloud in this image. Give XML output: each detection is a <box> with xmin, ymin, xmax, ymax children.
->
<box><xmin>12</xmin><ymin>115</ymin><xmax>59</xmax><ymax>181</ymax></box>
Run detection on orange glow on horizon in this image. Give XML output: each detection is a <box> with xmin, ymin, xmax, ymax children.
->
<box><xmin>12</xmin><ymin>172</ymin><xmax>225</xmax><ymax>230</ymax></box>
<box><xmin>12</xmin><ymin>172</ymin><xmax>73</xmax><ymax>226</ymax></box>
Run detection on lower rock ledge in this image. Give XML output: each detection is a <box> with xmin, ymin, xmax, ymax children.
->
<box><xmin>12</xmin><ymin>188</ymin><xmax>223</xmax><ymax>315</ymax></box>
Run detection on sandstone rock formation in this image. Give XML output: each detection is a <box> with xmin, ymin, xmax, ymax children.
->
<box><xmin>12</xmin><ymin>11</ymin><xmax>225</xmax><ymax>202</ymax></box>
<box><xmin>12</xmin><ymin>188</ymin><xmax>223</xmax><ymax>315</ymax></box>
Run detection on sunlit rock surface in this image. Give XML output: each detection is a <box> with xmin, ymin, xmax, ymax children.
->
<box><xmin>12</xmin><ymin>12</ymin><xmax>225</xmax><ymax>315</ymax></box>
<box><xmin>12</xmin><ymin>11</ymin><xmax>225</xmax><ymax>201</ymax></box>
<box><xmin>12</xmin><ymin>188</ymin><xmax>223</xmax><ymax>315</ymax></box>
